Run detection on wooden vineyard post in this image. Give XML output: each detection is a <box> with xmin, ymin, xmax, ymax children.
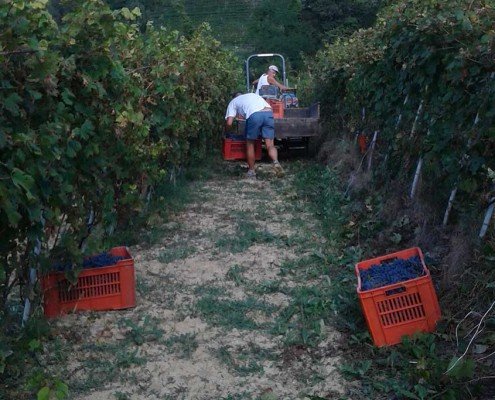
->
<box><xmin>367</xmin><ymin>130</ymin><xmax>379</xmax><ymax>172</ymax></box>
<box><xmin>410</xmin><ymin>99</ymin><xmax>424</xmax><ymax>137</ymax></box>
<box><xmin>442</xmin><ymin>187</ymin><xmax>458</xmax><ymax>226</ymax></box>
<box><xmin>443</xmin><ymin>73</ymin><xmax>494</xmax><ymax>226</ymax></box>
<box><xmin>22</xmin><ymin>215</ymin><xmax>45</xmax><ymax>326</ymax></box>
<box><xmin>409</xmin><ymin>91</ymin><xmax>428</xmax><ymax>200</ymax></box>
<box><xmin>442</xmin><ymin>113</ymin><xmax>480</xmax><ymax>226</ymax></box>
<box><xmin>395</xmin><ymin>94</ymin><xmax>409</xmax><ymax>129</ymax></box>
<box><xmin>479</xmin><ymin>198</ymin><xmax>495</xmax><ymax>239</ymax></box>
<box><xmin>80</xmin><ymin>206</ymin><xmax>95</xmax><ymax>253</ymax></box>
<box><xmin>410</xmin><ymin>157</ymin><xmax>423</xmax><ymax>199</ymax></box>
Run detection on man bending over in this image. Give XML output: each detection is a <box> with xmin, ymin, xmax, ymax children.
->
<box><xmin>225</xmin><ymin>93</ymin><xmax>283</xmax><ymax>180</ymax></box>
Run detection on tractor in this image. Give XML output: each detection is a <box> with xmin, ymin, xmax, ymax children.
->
<box><xmin>243</xmin><ymin>53</ymin><xmax>320</xmax><ymax>154</ymax></box>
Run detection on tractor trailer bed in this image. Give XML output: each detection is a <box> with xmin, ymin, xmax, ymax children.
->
<box><xmin>273</xmin><ymin>103</ymin><xmax>320</xmax><ymax>139</ymax></box>
<box><xmin>238</xmin><ymin>103</ymin><xmax>320</xmax><ymax>139</ymax></box>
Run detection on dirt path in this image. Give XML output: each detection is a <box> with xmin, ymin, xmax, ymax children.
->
<box><xmin>50</xmin><ymin>162</ymin><xmax>347</xmax><ymax>400</ymax></box>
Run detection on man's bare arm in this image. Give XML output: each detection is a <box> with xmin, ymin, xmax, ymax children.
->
<box><xmin>225</xmin><ymin>116</ymin><xmax>235</xmax><ymax>131</ymax></box>
<box><xmin>267</xmin><ymin>76</ymin><xmax>288</xmax><ymax>90</ymax></box>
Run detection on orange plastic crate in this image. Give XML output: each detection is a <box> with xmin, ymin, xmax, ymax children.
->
<box><xmin>267</xmin><ymin>99</ymin><xmax>284</xmax><ymax>119</ymax></box>
<box><xmin>222</xmin><ymin>138</ymin><xmax>262</xmax><ymax>161</ymax></box>
<box><xmin>355</xmin><ymin>247</ymin><xmax>441</xmax><ymax>347</ymax></box>
<box><xmin>42</xmin><ymin>246</ymin><xmax>136</xmax><ymax>318</ymax></box>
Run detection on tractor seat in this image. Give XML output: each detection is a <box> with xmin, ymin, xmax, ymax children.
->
<box><xmin>258</xmin><ymin>85</ymin><xmax>279</xmax><ymax>99</ymax></box>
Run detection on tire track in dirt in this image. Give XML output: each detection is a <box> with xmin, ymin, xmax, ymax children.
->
<box><xmin>52</xmin><ymin>162</ymin><xmax>346</xmax><ymax>400</ymax></box>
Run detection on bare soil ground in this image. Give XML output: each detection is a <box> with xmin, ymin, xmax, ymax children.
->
<box><xmin>48</xmin><ymin>161</ymin><xmax>347</xmax><ymax>400</ymax></box>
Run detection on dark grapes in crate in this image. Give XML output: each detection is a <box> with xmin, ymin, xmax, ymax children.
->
<box><xmin>52</xmin><ymin>252</ymin><xmax>124</xmax><ymax>272</ymax></box>
<box><xmin>360</xmin><ymin>256</ymin><xmax>425</xmax><ymax>291</ymax></box>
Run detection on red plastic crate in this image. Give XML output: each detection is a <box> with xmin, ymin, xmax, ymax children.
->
<box><xmin>222</xmin><ymin>138</ymin><xmax>262</xmax><ymax>161</ymax></box>
<box><xmin>42</xmin><ymin>246</ymin><xmax>136</xmax><ymax>318</ymax></box>
<box><xmin>267</xmin><ymin>99</ymin><xmax>284</xmax><ymax>119</ymax></box>
<box><xmin>355</xmin><ymin>247</ymin><xmax>441</xmax><ymax>347</ymax></box>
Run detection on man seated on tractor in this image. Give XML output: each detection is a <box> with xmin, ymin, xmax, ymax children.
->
<box><xmin>225</xmin><ymin>92</ymin><xmax>284</xmax><ymax>180</ymax></box>
<box><xmin>253</xmin><ymin>65</ymin><xmax>288</xmax><ymax>96</ymax></box>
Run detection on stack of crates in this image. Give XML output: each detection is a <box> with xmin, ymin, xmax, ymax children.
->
<box><xmin>267</xmin><ymin>99</ymin><xmax>284</xmax><ymax>119</ymax></box>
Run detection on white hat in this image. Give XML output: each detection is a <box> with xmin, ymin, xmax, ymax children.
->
<box><xmin>268</xmin><ymin>65</ymin><xmax>279</xmax><ymax>73</ymax></box>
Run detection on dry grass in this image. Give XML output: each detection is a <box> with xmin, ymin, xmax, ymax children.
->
<box><xmin>378</xmin><ymin>180</ymin><xmax>408</xmax><ymax>223</ymax></box>
<box><xmin>317</xmin><ymin>134</ymin><xmax>379</xmax><ymax>201</ymax></box>
<box><xmin>317</xmin><ymin>135</ymin><xmax>361</xmax><ymax>175</ymax></box>
<box><xmin>441</xmin><ymin>228</ymin><xmax>475</xmax><ymax>289</ymax></box>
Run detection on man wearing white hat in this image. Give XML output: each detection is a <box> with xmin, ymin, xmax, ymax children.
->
<box><xmin>253</xmin><ymin>65</ymin><xmax>288</xmax><ymax>95</ymax></box>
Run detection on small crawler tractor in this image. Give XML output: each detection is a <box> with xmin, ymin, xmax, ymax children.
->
<box><xmin>243</xmin><ymin>53</ymin><xmax>320</xmax><ymax>153</ymax></box>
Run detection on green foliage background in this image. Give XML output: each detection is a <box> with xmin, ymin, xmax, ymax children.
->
<box><xmin>2</xmin><ymin>0</ymin><xmax>495</xmax><ymax>398</ymax></box>
<box><xmin>95</xmin><ymin>0</ymin><xmax>382</xmax><ymax>71</ymax></box>
<box><xmin>0</xmin><ymin>1</ymin><xmax>238</xmax><ymax>395</ymax></box>
<box><xmin>310</xmin><ymin>0</ymin><xmax>495</xmax><ymax>212</ymax></box>
<box><xmin>301</xmin><ymin>1</ymin><xmax>495</xmax><ymax>398</ymax></box>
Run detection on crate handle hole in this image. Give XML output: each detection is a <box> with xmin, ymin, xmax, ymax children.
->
<box><xmin>385</xmin><ymin>286</ymin><xmax>406</xmax><ymax>296</ymax></box>
<box><xmin>380</xmin><ymin>256</ymin><xmax>398</xmax><ymax>264</ymax></box>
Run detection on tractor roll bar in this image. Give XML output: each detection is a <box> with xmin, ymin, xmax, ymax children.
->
<box><xmin>245</xmin><ymin>53</ymin><xmax>287</xmax><ymax>92</ymax></box>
